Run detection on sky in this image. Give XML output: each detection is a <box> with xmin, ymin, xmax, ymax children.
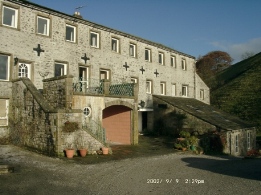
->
<box><xmin>30</xmin><ymin>0</ymin><xmax>261</xmax><ymax>63</ymax></box>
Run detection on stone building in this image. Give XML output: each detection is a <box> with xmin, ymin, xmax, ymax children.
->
<box><xmin>0</xmin><ymin>0</ymin><xmax>255</xmax><ymax>156</ymax></box>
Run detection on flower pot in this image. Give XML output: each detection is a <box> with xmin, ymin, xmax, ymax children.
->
<box><xmin>102</xmin><ymin>147</ymin><xmax>109</xmax><ymax>155</ymax></box>
<box><xmin>65</xmin><ymin>149</ymin><xmax>74</xmax><ymax>158</ymax></box>
<box><xmin>190</xmin><ymin>145</ymin><xmax>196</xmax><ymax>151</ymax></box>
<box><xmin>182</xmin><ymin>147</ymin><xmax>187</xmax><ymax>151</ymax></box>
<box><xmin>79</xmin><ymin>149</ymin><xmax>87</xmax><ymax>157</ymax></box>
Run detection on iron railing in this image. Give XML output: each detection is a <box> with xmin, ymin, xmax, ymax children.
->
<box><xmin>73</xmin><ymin>77</ymin><xmax>135</xmax><ymax>97</ymax></box>
<box><xmin>82</xmin><ymin>119</ymin><xmax>106</xmax><ymax>144</ymax></box>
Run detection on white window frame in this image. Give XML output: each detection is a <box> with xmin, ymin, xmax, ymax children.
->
<box><xmin>0</xmin><ymin>99</ymin><xmax>9</xmax><ymax>126</ymax></box>
<box><xmin>54</xmin><ymin>63</ymin><xmax>67</xmax><ymax>77</ymax></box>
<box><xmin>100</xmin><ymin>69</ymin><xmax>110</xmax><ymax>80</ymax></box>
<box><xmin>66</xmin><ymin>24</ymin><xmax>76</xmax><ymax>42</ymax></box>
<box><xmin>83</xmin><ymin>107</ymin><xmax>91</xmax><ymax>117</ymax></box>
<box><xmin>37</xmin><ymin>16</ymin><xmax>50</xmax><ymax>36</ymax></box>
<box><xmin>160</xmin><ymin>82</ymin><xmax>166</xmax><ymax>95</ymax></box>
<box><xmin>235</xmin><ymin>134</ymin><xmax>239</xmax><ymax>153</ymax></box>
<box><xmin>171</xmin><ymin>84</ymin><xmax>176</xmax><ymax>96</ymax></box>
<box><xmin>200</xmin><ymin>89</ymin><xmax>204</xmax><ymax>100</ymax></box>
<box><xmin>111</xmin><ymin>38</ymin><xmax>119</xmax><ymax>53</ymax></box>
<box><xmin>146</xmin><ymin>80</ymin><xmax>152</xmax><ymax>94</ymax></box>
<box><xmin>2</xmin><ymin>6</ymin><xmax>18</xmax><ymax>28</ymax></box>
<box><xmin>171</xmin><ymin>56</ymin><xmax>176</xmax><ymax>67</ymax></box>
<box><xmin>159</xmin><ymin>52</ymin><xmax>164</xmax><ymax>65</ymax></box>
<box><xmin>247</xmin><ymin>132</ymin><xmax>251</xmax><ymax>150</ymax></box>
<box><xmin>131</xmin><ymin>77</ymin><xmax>138</xmax><ymax>83</ymax></box>
<box><xmin>0</xmin><ymin>54</ymin><xmax>10</xmax><ymax>81</ymax></box>
<box><xmin>182</xmin><ymin>85</ymin><xmax>188</xmax><ymax>97</ymax></box>
<box><xmin>18</xmin><ymin>63</ymin><xmax>31</xmax><ymax>79</ymax></box>
<box><xmin>182</xmin><ymin>59</ymin><xmax>186</xmax><ymax>70</ymax></box>
<box><xmin>129</xmin><ymin>43</ymin><xmax>136</xmax><ymax>57</ymax></box>
<box><xmin>145</xmin><ymin>48</ymin><xmax>151</xmax><ymax>62</ymax></box>
<box><xmin>90</xmin><ymin>31</ymin><xmax>99</xmax><ymax>48</ymax></box>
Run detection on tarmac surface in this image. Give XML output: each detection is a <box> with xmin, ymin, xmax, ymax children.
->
<box><xmin>0</xmin><ymin>135</ymin><xmax>261</xmax><ymax>195</ymax></box>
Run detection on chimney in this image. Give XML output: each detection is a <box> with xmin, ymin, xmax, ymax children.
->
<box><xmin>73</xmin><ymin>11</ymin><xmax>82</xmax><ymax>19</ymax></box>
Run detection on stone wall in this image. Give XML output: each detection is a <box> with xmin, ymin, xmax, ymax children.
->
<box><xmin>43</xmin><ymin>75</ymin><xmax>73</xmax><ymax>109</ymax></box>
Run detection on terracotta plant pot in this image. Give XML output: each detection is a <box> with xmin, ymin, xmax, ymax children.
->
<box><xmin>102</xmin><ymin>147</ymin><xmax>109</xmax><ymax>155</ymax></box>
<box><xmin>79</xmin><ymin>149</ymin><xmax>87</xmax><ymax>157</ymax></box>
<box><xmin>65</xmin><ymin>149</ymin><xmax>74</xmax><ymax>158</ymax></box>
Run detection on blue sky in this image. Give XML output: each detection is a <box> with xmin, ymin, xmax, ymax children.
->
<box><xmin>31</xmin><ymin>0</ymin><xmax>261</xmax><ymax>63</ymax></box>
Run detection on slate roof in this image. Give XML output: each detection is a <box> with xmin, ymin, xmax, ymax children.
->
<box><xmin>153</xmin><ymin>95</ymin><xmax>255</xmax><ymax>131</ymax></box>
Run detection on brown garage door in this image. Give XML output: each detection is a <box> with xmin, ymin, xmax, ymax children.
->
<box><xmin>102</xmin><ymin>105</ymin><xmax>131</xmax><ymax>144</ymax></box>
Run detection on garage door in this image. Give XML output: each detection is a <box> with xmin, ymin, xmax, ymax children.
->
<box><xmin>102</xmin><ymin>105</ymin><xmax>131</xmax><ymax>144</ymax></box>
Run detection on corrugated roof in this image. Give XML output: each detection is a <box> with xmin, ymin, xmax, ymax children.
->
<box><xmin>154</xmin><ymin>95</ymin><xmax>255</xmax><ymax>131</ymax></box>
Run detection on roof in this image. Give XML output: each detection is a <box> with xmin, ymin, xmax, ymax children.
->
<box><xmin>6</xmin><ymin>0</ymin><xmax>195</xmax><ymax>59</ymax></box>
<box><xmin>153</xmin><ymin>95</ymin><xmax>255</xmax><ymax>131</ymax></box>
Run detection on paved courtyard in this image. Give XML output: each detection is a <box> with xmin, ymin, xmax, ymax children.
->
<box><xmin>0</xmin><ymin>137</ymin><xmax>261</xmax><ymax>195</ymax></box>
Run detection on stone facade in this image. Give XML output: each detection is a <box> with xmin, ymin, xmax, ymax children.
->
<box><xmin>0</xmin><ymin>0</ymin><xmax>211</xmax><ymax>154</ymax></box>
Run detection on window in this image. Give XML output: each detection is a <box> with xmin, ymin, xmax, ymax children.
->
<box><xmin>100</xmin><ymin>69</ymin><xmax>110</xmax><ymax>80</ymax></box>
<box><xmin>146</xmin><ymin>80</ymin><xmax>152</xmax><ymax>94</ymax></box>
<box><xmin>159</xmin><ymin>52</ymin><xmax>164</xmax><ymax>65</ymax></box>
<box><xmin>18</xmin><ymin>63</ymin><xmax>31</xmax><ymax>79</ymax></box>
<box><xmin>171</xmin><ymin>84</ymin><xmax>176</xmax><ymax>96</ymax></box>
<box><xmin>247</xmin><ymin>132</ymin><xmax>251</xmax><ymax>150</ymax></box>
<box><xmin>2</xmin><ymin>6</ymin><xmax>18</xmax><ymax>28</ymax></box>
<box><xmin>55</xmin><ymin>63</ymin><xmax>67</xmax><ymax>77</ymax></box>
<box><xmin>90</xmin><ymin>31</ymin><xmax>99</xmax><ymax>48</ymax></box>
<box><xmin>111</xmin><ymin>38</ymin><xmax>119</xmax><ymax>53</ymax></box>
<box><xmin>182</xmin><ymin>85</ymin><xmax>188</xmax><ymax>97</ymax></box>
<box><xmin>129</xmin><ymin>43</ymin><xmax>136</xmax><ymax>57</ymax></box>
<box><xmin>145</xmin><ymin>48</ymin><xmax>151</xmax><ymax>62</ymax></box>
<box><xmin>66</xmin><ymin>24</ymin><xmax>76</xmax><ymax>42</ymax></box>
<box><xmin>0</xmin><ymin>99</ymin><xmax>8</xmax><ymax>126</ymax></box>
<box><xmin>160</xmin><ymin>82</ymin><xmax>166</xmax><ymax>95</ymax></box>
<box><xmin>235</xmin><ymin>134</ymin><xmax>239</xmax><ymax>153</ymax></box>
<box><xmin>200</xmin><ymin>89</ymin><xmax>204</xmax><ymax>100</ymax></box>
<box><xmin>37</xmin><ymin>16</ymin><xmax>50</xmax><ymax>36</ymax></box>
<box><xmin>83</xmin><ymin>107</ymin><xmax>91</xmax><ymax>117</ymax></box>
<box><xmin>78</xmin><ymin>66</ymin><xmax>89</xmax><ymax>90</ymax></box>
<box><xmin>171</xmin><ymin>56</ymin><xmax>176</xmax><ymax>67</ymax></box>
<box><xmin>131</xmin><ymin>77</ymin><xmax>138</xmax><ymax>83</ymax></box>
<box><xmin>0</xmin><ymin>54</ymin><xmax>10</xmax><ymax>81</ymax></box>
<box><xmin>182</xmin><ymin>59</ymin><xmax>186</xmax><ymax>70</ymax></box>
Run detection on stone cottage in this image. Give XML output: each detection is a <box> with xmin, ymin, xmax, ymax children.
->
<box><xmin>0</xmin><ymin>0</ymin><xmax>255</xmax><ymax>156</ymax></box>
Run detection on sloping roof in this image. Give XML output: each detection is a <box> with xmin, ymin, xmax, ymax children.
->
<box><xmin>153</xmin><ymin>95</ymin><xmax>255</xmax><ymax>131</ymax></box>
<box><xmin>7</xmin><ymin>0</ymin><xmax>195</xmax><ymax>59</ymax></box>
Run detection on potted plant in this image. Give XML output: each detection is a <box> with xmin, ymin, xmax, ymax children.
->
<box><xmin>64</xmin><ymin>142</ymin><xmax>75</xmax><ymax>158</ymax></box>
<box><xmin>188</xmin><ymin>136</ymin><xmax>198</xmax><ymax>151</ymax></box>
<box><xmin>102</xmin><ymin>144</ymin><xmax>109</xmax><ymax>155</ymax></box>
<box><xmin>76</xmin><ymin>136</ymin><xmax>88</xmax><ymax>157</ymax></box>
<box><xmin>179</xmin><ymin>130</ymin><xmax>191</xmax><ymax>139</ymax></box>
<box><xmin>180</xmin><ymin>139</ymin><xmax>189</xmax><ymax>151</ymax></box>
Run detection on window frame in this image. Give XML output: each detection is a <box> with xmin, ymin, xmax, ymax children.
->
<box><xmin>83</xmin><ymin>107</ymin><xmax>91</xmax><ymax>117</ymax></box>
<box><xmin>145</xmin><ymin>48</ymin><xmax>151</xmax><ymax>62</ymax></box>
<box><xmin>182</xmin><ymin>59</ymin><xmax>187</xmax><ymax>70</ymax></box>
<box><xmin>129</xmin><ymin>43</ymin><xmax>136</xmax><ymax>57</ymax></box>
<box><xmin>100</xmin><ymin>68</ymin><xmax>110</xmax><ymax>81</ymax></box>
<box><xmin>90</xmin><ymin>31</ymin><xmax>100</xmax><ymax>48</ymax></box>
<box><xmin>247</xmin><ymin>132</ymin><xmax>251</xmax><ymax>150</ymax></box>
<box><xmin>0</xmin><ymin>53</ymin><xmax>10</xmax><ymax>81</ymax></box>
<box><xmin>171</xmin><ymin>83</ymin><xmax>176</xmax><ymax>96</ymax></box>
<box><xmin>158</xmin><ymin>52</ymin><xmax>164</xmax><ymax>65</ymax></box>
<box><xmin>200</xmin><ymin>89</ymin><xmax>204</xmax><ymax>100</ymax></box>
<box><xmin>2</xmin><ymin>5</ymin><xmax>18</xmax><ymax>28</ymax></box>
<box><xmin>171</xmin><ymin>56</ymin><xmax>176</xmax><ymax>67</ymax></box>
<box><xmin>54</xmin><ymin>62</ymin><xmax>67</xmax><ymax>77</ymax></box>
<box><xmin>130</xmin><ymin>77</ymin><xmax>138</xmax><ymax>84</ymax></box>
<box><xmin>182</xmin><ymin>85</ymin><xmax>188</xmax><ymax>97</ymax></box>
<box><xmin>65</xmin><ymin>24</ymin><xmax>76</xmax><ymax>43</ymax></box>
<box><xmin>160</xmin><ymin>82</ymin><xmax>166</xmax><ymax>95</ymax></box>
<box><xmin>146</xmin><ymin>80</ymin><xmax>152</xmax><ymax>94</ymax></box>
<box><xmin>111</xmin><ymin>37</ymin><xmax>120</xmax><ymax>53</ymax></box>
<box><xmin>235</xmin><ymin>134</ymin><xmax>239</xmax><ymax>153</ymax></box>
<box><xmin>0</xmin><ymin>99</ymin><xmax>9</xmax><ymax>126</ymax></box>
<box><xmin>18</xmin><ymin>63</ymin><xmax>31</xmax><ymax>79</ymax></box>
<box><xmin>36</xmin><ymin>15</ymin><xmax>50</xmax><ymax>36</ymax></box>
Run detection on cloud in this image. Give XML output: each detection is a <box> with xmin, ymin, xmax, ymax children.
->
<box><xmin>210</xmin><ymin>38</ymin><xmax>261</xmax><ymax>63</ymax></box>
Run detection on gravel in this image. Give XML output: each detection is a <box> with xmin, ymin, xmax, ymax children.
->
<box><xmin>0</xmin><ymin>145</ymin><xmax>260</xmax><ymax>195</ymax></box>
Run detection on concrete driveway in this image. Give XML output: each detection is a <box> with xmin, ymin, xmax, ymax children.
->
<box><xmin>0</xmin><ymin>144</ymin><xmax>261</xmax><ymax>195</ymax></box>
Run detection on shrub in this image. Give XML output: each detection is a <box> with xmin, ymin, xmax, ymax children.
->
<box><xmin>62</xmin><ymin>121</ymin><xmax>79</xmax><ymax>133</ymax></box>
